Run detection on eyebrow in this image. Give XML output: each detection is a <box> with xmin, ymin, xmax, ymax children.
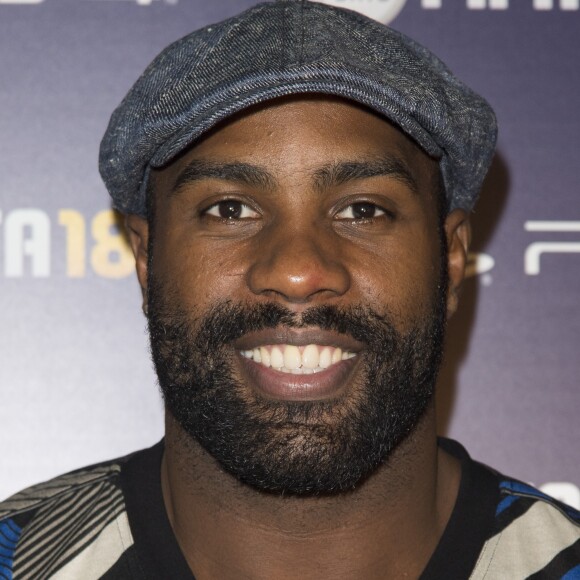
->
<box><xmin>171</xmin><ymin>160</ymin><xmax>276</xmax><ymax>195</ymax></box>
<box><xmin>312</xmin><ymin>156</ymin><xmax>419</xmax><ymax>195</ymax></box>
<box><xmin>170</xmin><ymin>155</ymin><xmax>419</xmax><ymax>197</ymax></box>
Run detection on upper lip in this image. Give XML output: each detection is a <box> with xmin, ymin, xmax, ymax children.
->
<box><xmin>232</xmin><ymin>328</ymin><xmax>365</xmax><ymax>352</ymax></box>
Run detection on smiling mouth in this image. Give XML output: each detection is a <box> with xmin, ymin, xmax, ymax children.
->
<box><xmin>233</xmin><ymin>328</ymin><xmax>364</xmax><ymax>401</ymax></box>
<box><xmin>239</xmin><ymin>344</ymin><xmax>357</xmax><ymax>375</ymax></box>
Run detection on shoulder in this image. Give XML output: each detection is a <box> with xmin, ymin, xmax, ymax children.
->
<box><xmin>0</xmin><ymin>453</ymin><xmax>138</xmax><ymax>579</ymax></box>
<box><xmin>472</xmin><ymin>471</ymin><xmax>580</xmax><ymax>579</ymax></box>
<box><xmin>439</xmin><ymin>439</ymin><xmax>580</xmax><ymax>578</ymax></box>
<box><xmin>0</xmin><ymin>458</ymin><xmax>123</xmax><ymax>521</ymax></box>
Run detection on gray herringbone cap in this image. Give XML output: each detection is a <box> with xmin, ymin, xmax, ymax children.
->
<box><xmin>99</xmin><ymin>0</ymin><xmax>497</xmax><ymax>217</ymax></box>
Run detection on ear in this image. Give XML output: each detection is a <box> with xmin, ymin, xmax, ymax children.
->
<box><xmin>444</xmin><ymin>209</ymin><xmax>471</xmax><ymax>319</ymax></box>
<box><xmin>125</xmin><ymin>214</ymin><xmax>150</xmax><ymax>313</ymax></box>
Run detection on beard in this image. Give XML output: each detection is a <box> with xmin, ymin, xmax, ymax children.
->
<box><xmin>148</xmin><ymin>276</ymin><xmax>447</xmax><ymax>496</ymax></box>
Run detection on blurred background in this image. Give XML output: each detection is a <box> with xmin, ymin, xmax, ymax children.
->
<box><xmin>1</xmin><ymin>0</ymin><xmax>578</xmax><ymax>505</ymax></box>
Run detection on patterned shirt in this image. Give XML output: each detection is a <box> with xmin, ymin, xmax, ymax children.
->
<box><xmin>1</xmin><ymin>439</ymin><xmax>579</xmax><ymax>579</ymax></box>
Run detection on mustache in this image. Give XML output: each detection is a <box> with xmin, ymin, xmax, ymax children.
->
<box><xmin>148</xmin><ymin>298</ymin><xmax>400</xmax><ymax>353</ymax></box>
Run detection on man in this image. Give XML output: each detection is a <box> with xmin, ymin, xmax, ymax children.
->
<box><xmin>1</xmin><ymin>1</ymin><xmax>578</xmax><ymax>578</ymax></box>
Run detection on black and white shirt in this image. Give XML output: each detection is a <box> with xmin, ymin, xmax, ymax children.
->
<box><xmin>1</xmin><ymin>439</ymin><xmax>579</xmax><ymax>579</ymax></box>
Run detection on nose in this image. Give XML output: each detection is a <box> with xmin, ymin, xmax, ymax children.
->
<box><xmin>246</xmin><ymin>224</ymin><xmax>350</xmax><ymax>304</ymax></box>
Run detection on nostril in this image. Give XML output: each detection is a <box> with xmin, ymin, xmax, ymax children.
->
<box><xmin>247</xmin><ymin>264</ymin><xmax>350</xmax><ymax>303</ymax></box>
<box><xmin>245</xmin><ymin>232</ymin><xmax>351</xmax><ymax>302</ymax></box>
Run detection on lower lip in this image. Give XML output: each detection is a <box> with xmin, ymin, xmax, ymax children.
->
<box><xmin>237</xmin><ymin>354</ymin><xmax>359</xmax><ymax>401</ymax></box>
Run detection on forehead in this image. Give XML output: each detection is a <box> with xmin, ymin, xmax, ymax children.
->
<box><xmin>151</xmin><ymin>95</ymin><xmax>439</xmax><ymax>198</ymax></box>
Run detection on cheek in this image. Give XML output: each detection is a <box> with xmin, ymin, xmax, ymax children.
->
<box><xmin>152</xmin><ymin>230</ymin><xmax>249</xmax><ymax>310</ymax></box>
<box><xmin>352</xmin><ymin>228</ymin><xmax>441</xmax><ymax>328</ymax></box>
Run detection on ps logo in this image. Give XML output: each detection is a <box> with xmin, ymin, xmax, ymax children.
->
<box><xmin>465</xmin><ymin>252</ymin><xmax>495</xmax><ymax>285</ymax></box>
<box><xmin>315</xmin><ymin>0</ymin><xmax>409</xmax><ymax>23</ymax></box>
<box><xmin>465</xmin><ymin>252</ymin><xmax>494</xmax><ymax>277</ymax></box>
<box><xmin>524</xmin><ymin>221</ymin><xmax>580</xmax><ymax>275</ymax></box>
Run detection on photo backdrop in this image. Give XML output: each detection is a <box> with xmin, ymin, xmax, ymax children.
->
<box><xmin>1</xmin><ymin>0</ymin><xmax>579</xmax><ymax>505</ymax></box>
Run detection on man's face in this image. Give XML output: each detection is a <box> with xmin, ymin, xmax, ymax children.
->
<box><xmin>131</xmin><ymin>97</ymin><xmax>468</xmax><ymax>494</ymax></box>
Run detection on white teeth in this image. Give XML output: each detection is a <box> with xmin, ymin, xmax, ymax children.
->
<box><xmin>319</xmin><ymin>348</ymin><xmax>332</xmax><ymax>369</ymax></box>
<box><xmin>260</xmin><ymin>347</ymin><xmax>270</xmax><ymax>367</ymax></box>
<box><xmin>284</xmin><ymin>345</ymin><xmax>301</xmax><ymax>370</ymax></box>
<box><xmin>240</xmin><ymin>344</ymin><xmax>357</xmax><ymax>373</ymax></box>
<box><xmin>270</xmin><ymin>346</ymin><xmax>284</xmax><ymax>369</ymax></box>
<box><xmin>302</xmin><ymin>344</ymin><xmax>319</xmax><ymax>369</ymax></box>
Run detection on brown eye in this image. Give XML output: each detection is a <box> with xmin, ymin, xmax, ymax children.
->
<box><xmin>336</xmin><ymin>202</ymin><xmax>386</xmax><ymax>220</ymax></box>
<box><xmin>205</xmin><ymin>200</ymin><xmax>258</xmax><ymax>219</ymax></box>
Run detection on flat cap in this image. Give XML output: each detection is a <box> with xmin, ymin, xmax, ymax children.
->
<box><xmin>99</xmin><ymin>0</ymin><xmax>497</xmax><ymax>217</ymax></box>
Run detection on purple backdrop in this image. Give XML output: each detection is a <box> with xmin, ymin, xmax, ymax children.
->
<box><xmin>1</xmin><ymin>0</ymin><xmax>579</xmax><ymax>507</ymax></box>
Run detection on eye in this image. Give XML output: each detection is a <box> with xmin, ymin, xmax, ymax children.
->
<box><xmin>335</xmin><ymin>202</ymin><xmax>386</xmax><ymax>220</ymax></box>
<box><xmin>204</xmin><ymin>200</ymin><xmax>259</xmax><ymax>220</ymax></box>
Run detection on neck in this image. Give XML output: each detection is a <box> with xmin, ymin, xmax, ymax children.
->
<box><xmin>160</xmin><ymin>408</ymin><xmax>460</xmax><ymax>580</ymax></box>
<box><xmin>162</xmin><ymin>409</ymin><xmax>460</xmax><ymax>580</ymax></box>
